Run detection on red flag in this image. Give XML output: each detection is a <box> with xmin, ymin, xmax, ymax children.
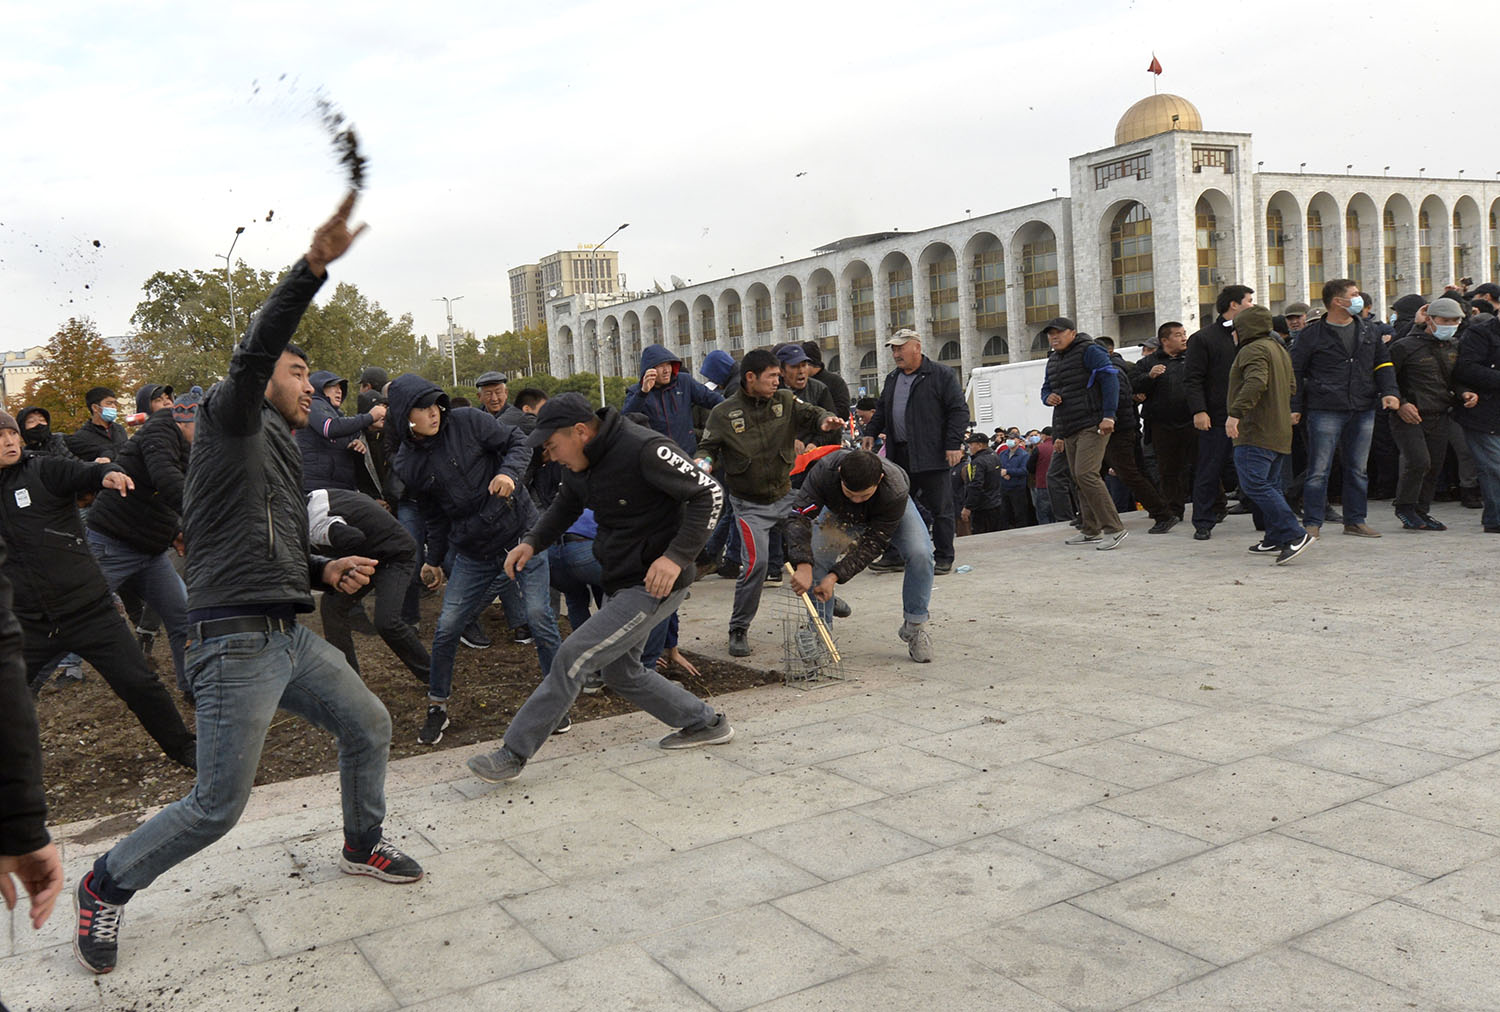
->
<box><xmin>1148</xmin><ymin>54</ymin><xmax>1163</xmax><ymax>75</ymax></box>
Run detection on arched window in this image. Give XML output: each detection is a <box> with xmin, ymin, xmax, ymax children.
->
<box><xmin>1418</xmin><ymin>209</ymin><xmax>1432</xmax><ymax>293</ymax></box>
<box><xmin>1111</xmin><ymin>204</ymin><xmax>1154</xmax><ymax>315</ymax></box>
<box><xmin>1265</xmin><ymin>208</ymin><xmax>1286</xmax><ymax>304</ymax></box>
<box><xmin>981</xmin><ymin>336</ymin><xmax>1009</xmax><ymax>362</ymax></box>
<box><xmin>1383</xmin><ymin>209</ymin><xmax>1398</xmax><ymax>298</ymax></box>
<box><xmin>1196</xmin><ymin>199</ymin><xmax>1220</xmax><ymax>322</ymax></box>
<box><xmin>937</xmin><ymin>340</ymin><xmax>960</xmax><ymax>362</ymax></box>
<box><xmin>1306</xmin><ymin>212</ymin><xmax>1324</xmax><ymax>303</ymax></box>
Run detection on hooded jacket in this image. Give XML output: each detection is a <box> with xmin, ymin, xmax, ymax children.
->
<box><xmin>622</xmin><ymin>344</ymin><xmax>723</xmax><ymax>454</ymax></box>
<box><xmin>1226</xmin><ymin>306</ymin><xmax>1297</xmax><ymax>453</ymax></box>
<box><xmin>784</xmin><ymin>450</ymin><xmax>910</xmax><ymax>583</ymax></box>
<box><xmin>1454</xmin><ymin>314</ymin><xmax>1500</xmax><ymax>434</ymax></box>
<box><xmin>1390</xmin><ymin>294</ymin><xmax>1428</xmax><ymax>342</ymax></box>
<box><xmin>86</xmin><ymin>407</ymin><xmax>191</xmax><ymax>555</ymax></box>
<box><xmin>387</xmin><ymin>373</ymin><xmax>536</xmax><ymax>563</ymax></box>
<box><xmin>523</xmin><ymin>407</ymin><xmax>723</xmax><ymax>595</ymax></box>
<box><xmin>0</xmin><ymin>545</ymin><xmax>47</xmax><ymax>857</ymax></box>
<box><xmin>1290</xmin><ymin>312</ymin><xmax>1398</xmax><ymax>414</ymax></box>
<box><xmin>297</xmin><ymin>370</ymin><xmax>376</xmax><ymax>492</ymax></box>
<box><xmin>15</xmin><ymin>407</ymin><xmax>77</xmax><ymax>459</ymax></box>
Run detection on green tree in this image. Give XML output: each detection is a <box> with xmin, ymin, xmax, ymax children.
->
<box><xmin>19</xmin><ymin>317</ymin><xmax>132</xmax><ymax>429</ymax></box>
<box><xmin>290</xmin><ymin>281</ymin><xmax>420</xmax><ymax>383</ymax></box>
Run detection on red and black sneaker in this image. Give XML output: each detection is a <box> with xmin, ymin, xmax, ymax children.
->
<box><xmin>338</xmin><ymin>838</ymin><xmax>424</xmax><ymax>884</ymax></box>
<box><xmin>74</xmin><ymin>872</ymin><xmax>125</xmax><ymax>974</ymax></box>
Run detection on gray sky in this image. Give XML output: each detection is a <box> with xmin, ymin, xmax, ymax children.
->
<box><xmin>2</xmin><ymin>0</ymin><xmax>1489</xmax><ymax>354</ymax></box>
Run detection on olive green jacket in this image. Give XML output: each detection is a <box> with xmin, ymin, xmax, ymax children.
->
<box><xmin>697</xmin><ymin>388</ymin><xmax>835</xmax><ymax>503</ymax></box>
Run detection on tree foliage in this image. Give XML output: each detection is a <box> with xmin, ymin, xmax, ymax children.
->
<box><xmin>19</xmin><ymin>317</ymin><xmax>133</xmax><ymax>429</ymax></box>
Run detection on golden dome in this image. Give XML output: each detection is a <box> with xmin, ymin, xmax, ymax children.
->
<box><xmin>1114</xmin><ymin>94</ymin><xmax>1202</xmax><ymax>145</ymax></box>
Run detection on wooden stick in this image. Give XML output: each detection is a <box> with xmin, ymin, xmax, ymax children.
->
<box><xmin>785</xmin><ymin>564</ymin><xmax>841</xmax><ymax>663</ymax></box>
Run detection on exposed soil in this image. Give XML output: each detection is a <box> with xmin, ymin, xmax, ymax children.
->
<box><xmin>35</xmin><ymin>592</ymin><xmax>777</xmax><ymax>825</ymax></box>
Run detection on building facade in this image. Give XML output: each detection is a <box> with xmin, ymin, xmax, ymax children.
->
<box><xmin>545</xmin><ymin>93</ymin><xmax>1500</xmax><ymax>394</ymax></box>
<box><xmin>0</xmin><ymin>345</ymin><xmax>48</xmax><ymax>410</ymax></box>
<box><xmin>507</xmin><ymin>246</ymin><xmax>622</xmax><ymax>333</ymax></box>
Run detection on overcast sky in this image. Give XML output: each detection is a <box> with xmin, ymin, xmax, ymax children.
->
<box><xmin>2</xmin><ymin>0</ymin><xmax>1491</xmax><ymax>354</ymax></box>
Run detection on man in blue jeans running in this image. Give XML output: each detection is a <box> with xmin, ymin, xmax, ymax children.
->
<box><xmin>74</xmin><ymin>193</ymin><xmax>423</xmax><ymax>976</ymax></box>
<box><xmin>784</xmin><ymin>449</ymin><xmax>934</xmax><ymax>662</ymax></box>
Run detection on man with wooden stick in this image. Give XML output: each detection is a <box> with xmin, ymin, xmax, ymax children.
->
<box><xmin>784</xmin><ymin>449</ymin><xmax>934</xmax><ymax>662</ymax></box>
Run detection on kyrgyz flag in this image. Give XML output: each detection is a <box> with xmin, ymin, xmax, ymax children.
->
<box><xmin>1148</xmin><ymin>54</ymin><xmax>1163</xmax><ymax>75</ymax></box>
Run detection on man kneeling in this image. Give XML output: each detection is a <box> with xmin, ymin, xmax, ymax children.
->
<box><xmin>467</xmin><ymin>393</ymin><xmax>733</xmax><ymax>783</ymax></box>
<box><xmin>784</xmin><ymin>449</ymin><xmax>935</xmax><ymax>662</ymax></box>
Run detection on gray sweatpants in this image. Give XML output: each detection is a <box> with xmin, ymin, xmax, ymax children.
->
<box><xmin>503</xmin><ymin>585</ymin><xmax>715</xmax><ymax>759</ymax></box>
<box><xmin>728</xmin><ymin>491</ymin><xmax>798</xmax><ymax>634</ymax></box>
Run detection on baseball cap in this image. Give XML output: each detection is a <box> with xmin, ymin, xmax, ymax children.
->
<box><xmin>1283</xmin><ymin>301</ymin><xmax>1312</xmax><ymax>317</ymax></box>
<box><xmin>1470</xmin><ymin>283</ymin><xmax>1500</xmax><ymax>301</ymax></box>
<box><xmin>885</xmin><ymin>328</ymin><xmax>921</xmax><ymax>346</ymax></box>
<box><xmin>775</xmin><ymin>343</ymin><xmax>812</xmax><ymax>366</ymax></box>
<box><xmin>524</xmin><ymin>391</ymin><xmax>596</xmax><ymax>447</ymax></box>
<box><xmin>475</xmin><ymin>370</ymin><xmax>508</xmax><ymax>389</ymax></box>
<box><xmin>1037</xmin><ymin>317</ymin><xmax>1076</xmax><ymax>338</ymax></box>
<box><xmin>964</xmin><ymin>432</ymin><xmax>988</xmax><ymax>446</ymax></box>
<box><xmin>357</xmin><ymin>366</ymin><xmax>390</xmax><ymax>389</ymax></box>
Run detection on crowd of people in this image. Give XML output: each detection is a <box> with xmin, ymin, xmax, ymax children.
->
<box><xmin>3</xmin><ymin>192</ymin><xmax>1498</xmax><ymax>988</ymax></box>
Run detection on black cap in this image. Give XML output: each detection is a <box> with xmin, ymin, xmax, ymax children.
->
<box><xmin>1037</xmin><ymin>316</ymin><xmax>1076</xmax><ymax>338</ymax></box>
<box><xmin>357</xmin><ymin>366</ymin><xmax>390</xmax><ymax>389</ymax></box>
<box><xmin>524</xmin><ymin>392</ymin><xmax>595</xmax><ymax>447</ymax></box>
<box><xmin>475</xmin><ymin>370</ymin><xmax>508</xmax><ymax>389</ymax></box>
<box><xmin>964</xmin><ymin>432</ymin><xmax>989</xmax><ymax>446</ymax></box>
<box><xmin>1471</xmin><ymin>283</ymin><xmax>1500</xmax><ymax>301</ymax></box>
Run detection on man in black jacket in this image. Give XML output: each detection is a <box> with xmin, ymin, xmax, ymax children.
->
<box><xmin>76</xmin><ymin>194</ymin><xmax>423</xmax><ymax>977</ymax></box>
<box><xmin>1185</xmin><ymin>285</ymin><xmax>1254</xmax><ymax>539</ymax></box>
<box><xmin>862</xmin><ymin>329</ymin><xmax>968</xmax><ymax>573</ymax></box>
<box><xmin>1453</xmin><ymin>312</ymin><xmax>1500</xmax><ymax>532</ymax></box>
<box><xmin>297</xmin><ymin>370</ymin><xmax>386</xmax><ymax>493</ymax></box>
<box><xmin>84</xmin><ymin>386</ymin><xmax>199</xmax><ymax>696</ymax></box>
<box><xmin>466</xmin><ymin>394</ymin><xmax>731</xmax><ymax>783</ymax></box>
<box><xmin>1097</xmin><ymin>336</ymin><xmax>1176</xmax><ymax>534</ymax></box>
<box><xmin>1134</xmin><ymin>322</ymin><xmax>1194</xmax><ymax>520</ymax></box>
<box><xmin>1290</xmin><ymin>278</ymin><xmax>1401</xmax><ymax>538</ymax></box>
<box><xmin>0</xmin><ymin>544</ymin><xmax>65</xmax><ymax>954</ymax></box>
<box><xmin>802</xmin><ymin>340</ymin><xmax>851</xmax><ymax>418</ymax></box>
<box><xmin>0</xmin><ymin>410</ymin><xmax>194</xmax><ymax>769</ymax></box>
<box><xmin>961</xmin><ymin>433</ymin><xmax>1004</xmax><ymax>533</ymax></box>
<box><xmin>66</xmin><ymin>386</ymin><xmax>128</xmax><ymax>462</ymax></box>
<box><xmin>17</xmin><ymin>407</ymin><xmax>78</xmax><ymax>459</ymax></box>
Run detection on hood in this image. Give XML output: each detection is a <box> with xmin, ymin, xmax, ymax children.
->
<box><xmin>638</xmin><ymin>344</ymin><xmax>682</xmax><ymax>378</ymax></box>
<box><xmin>386</xmin><ymin>373</ymin><xmax>450</xmax><ymax>445</ymax></box>
<box><xmin>700</xmin><ymin>349</ymin><xmax>735</xmax><ymax>387</ymax></box>
<box><xmin>16</xmin><ymin>406</ymin><xmax>50</xmax><ymax>428</ymax></box>
<box><xmin>135</xmin><ymin>383</ymin><xmax>174</xmax><ymax>414</ymax></box>
<box><xmin>309</xmin><ymin>370</ymin><xmax>348</xmax><ymax>403</ymax></box>
<box><xmin>1392</xmin><ymin>294</ymin><xmax>1427</xmax><ymax>319</ymax></box>
<box><xmin>1233</xmin><ymin>305</ymin><xmax>1275</xmax><ymax>344</ymax></box>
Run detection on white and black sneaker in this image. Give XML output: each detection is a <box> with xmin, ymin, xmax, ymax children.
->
<box><xmin>339</xmin><ymin>837</ymin><xmax>424</xmax><ymax>883</ymax></box>
<box><xmin>1096</xmin><ymin>529</ymin><xmax>1129</xmax><ymax>551</ymax></box>
<box><xmin>1275</xmin><ymin>533</ymin><xmax>1314</xmax><ymax>566</ymax></box>
<box><xmin>417</xmin><ymin>705</ymin><xmax>449</xmax><ymax>745</ymax></box>
<box><xmin>1248</xmin><ymin>540</ymin><xmax>1280</xmax><ymax>554</ymax></box>
<box><xmin>512</xmin><ymin>624</ymin><xmax>534</xmax><ymax>645</ymax></box>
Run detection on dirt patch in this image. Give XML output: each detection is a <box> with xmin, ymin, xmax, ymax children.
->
<box><xmin>36</xmin><ymin>592</ymin><xmax>777</xmax><ymax>826</ymax></box>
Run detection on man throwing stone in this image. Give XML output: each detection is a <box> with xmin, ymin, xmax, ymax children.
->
<box><xmin>467</xmin><ymin>393</ymin><xmax>732</xmax><ymax>783</ymax></box>
<box><xmin>74</xmin><ymin>193</ymin><xmax>422</xmax><ymax>976</ymax></box>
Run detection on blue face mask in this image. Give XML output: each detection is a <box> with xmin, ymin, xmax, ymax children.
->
<box><xmin>100</xmin><ymin>406</ymin><xmax>118</xmax><ymax>423</ymax></box>
<box><xmin>1027</xmin><ymin>434</ymin><xmax>1042</xmax><ymax>445</ymax></box>
<box><xmin>1347</xmin><ymin>296</ymin><xmax>1365</xmax><ymax>314</ymax></box>
<box><xmin>1434</xmin><ymin>324</ymin><xmax>1459</xmax><ymax>341</ymax></box>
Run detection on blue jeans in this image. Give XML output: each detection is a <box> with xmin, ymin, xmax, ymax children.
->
<box><xmin>395</xmin><ymin>499</ymin><xmax>425</xmax><ymax>626</ymax></box>
<box><xmin>97</xmin><ymin>624</ymin><xmax>391</xmax><ymax>898</ymax></box>
<box><xmin>810</xmin><ymin>499</ymin><xmax>933</xmax><ymax>627</ymax></box>
<box><xmin>86</xmin><ymin>529</ymin><xmax>190</xmax><ymax>693</ymax></box>
<box><xmin>547</xmin><ymin>538</ymin><xmax>604</xmax><ymax>629</ymax></box>
<box><xmin>429</xmin><ymin>550</ymin><xmax>559</xmax><ymax>701</ymax></box>
<box><xmin>1233</xmin><ymin>446</ymin><xmax>1304</xmax><ymax>547</ymax></box>
<box><xmin>1303</xmin><ymin>409</ymin><xmax>1375</xmax><ymax>527</ymax></box>
<box><xmin>1031</xmin><ymin>487</ymin><xmax>1054</xmax><ymax>525</ymax></box>
<box><xmin>1462</xmin><ymin>428</ymin><xmax>1500</xmax><ymax>529</ymax></box>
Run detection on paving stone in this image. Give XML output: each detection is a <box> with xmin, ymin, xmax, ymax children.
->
<box><xmin>1126</xmin><ymin>945</ymin><xmax>1435</xmax><ymax>1011</ymax></box>
<box><xmin>1341</xmin><ymin>688</ymin><xmax>1500</xmax><ymax>759</ymax></box>
<box><xmin>956</xmin><ymin>902</ymin><xmax>1214</xmax><ymax>1011</ymax></box>
<box><xmin>1033</xmin><ymin>738</ymin><xmax>1214</xmax><ymax>790</ymax></box>
<box><xmin>422</xmin><ymin>769</ymin><xmax>669</xmax><ymax>849</ymax></box>
<box><xmin>747</xmin><ymin>809</ymin><xmax>934</xmax><ymax>881</ymax></box>
<box><xmin>1363</xmin><ymin>755</ymin><xmax>1500</xmax><ymax>834</ymax></box>
<box><xmin>814</xmin><ymin>743</ymin><xmax>979</xmax><ymax>795</ymax></box>
<box><xmin>909</xmin><ymin>707</ymin><xmax>1136</xmax><ymax>769</ymax></box>
<box><xmin>1396</xmin><ymin>853</ymin><xmax>1500</xmax><ymax>935</ymax></box>
<box><xmin>726</xmin><ymin>712</ymin><xmax>922</xmax><ymax>774</ymax></box>
<box><xmin>613</xmin><ymin>750</ymin><xmax>764</xmax><ymax>800</ymax></box>
<box><xmin>1271</xmin><ymin>731</ymin><xmax>1461</xmax><ymax>785</ymax></box>
<box><xmin>1073</xmin><ymin>834</ymin><xmax>1422</xmax><ymax>965</ymax></box>
<box><xmin>1277</xmin><ymin>801</ymin><xmax>1500</xmax><ymax>879</ymax></box>
<box><xmin>158</xmin><ymin>940</ymin><xmax>397</xmax><ymax>1011</ymax></box>
<box><xmin>356</xmin><ymin>902</ymin><xmax>555</xmax><ymax>1005</ymax></box>
<box><xmin>748</xmin><ymin>946</ymin><xmax>1067</xmax><ymax>1011</ymax></box>
<box><xmin>503</xmin><ymin>815</ymin><xmax>680</xmax><ymax>882</ymax></box>
<box><xmin>1126</xmin><ymin>702</ymin><xmax>1344</xmax><ymax>765</ymax></box>
<box><xmin>1294</xmin><ymin>900</ymin><xmax>1500</xmax><ymax>1011</ymax></box>
<box><xmin>1002</xmin><ymin>807</ymin><xmax>1212</xmax><ymax>881</ymax></box>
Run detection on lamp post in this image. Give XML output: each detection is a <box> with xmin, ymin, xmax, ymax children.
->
<box><xmin>588</xmin><ymin>222</ymin><xmax>630</xmax><ymax>405</ymax></box>
<box><xmin>433</xmin><ymin>295</ymin><xmax>465</xmax><ymax>388</ymax></box>
<box><xmin>215</xmin><ymin>226</ymin><xmax>246</xmax><ymax>333</ymax></box>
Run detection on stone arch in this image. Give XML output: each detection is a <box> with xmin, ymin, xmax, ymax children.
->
<box><xmin>1453</xmin><ymin>195</ymin><xmax>1483</xmax><ymax>282</ymax></box>
<box><xmin>1009</xmin><ymin>221</ymin><xmax>1060</xmax><ymax>329</ymax></box>
<box><xmin>643</xmin><ymin>305</ymin><xmax>664</xmax><ymax>345</ymax></box>
<box><xmin>774</xmin><ymin>275</ymin><xmax>805</xmax><ymax>341</ymax></box>
<box><xmin>878</xmin><ymin>250</ymin><xmax>915</xmax><ymax>334</ymax></box>
<box><xmin>1419</xmin><ymin>194</ymin><xmax>1450</xmax><ymax>294</ymax></box>
<box><xmin>1101</xmin><ymin>200</ymin><xmax>1155</xmax><ymax>341</ymax></box>
<box><xmin>1306</xmin><ymin>192</ymin><xmax>1341</xmax><ymax>305</ymax></box>
<box><xmin>807</xmin><ymin>266</ymin><xmax>838</xmax><ymax>346</ymax></box>
<box><xmin>1195</xmin><ymin>188</ymin><xmax>1237</xmax><ymax>322</ymax></box>
<box><xmin>917</xmin><ymin>241</ymin><xmax>960</xmax><ymax>352</ymax></box>
<box><xmin>556</xmin><ymin>324</ymin><xmax>574</xmax><ymax>376</ymax></box>
<box><xmin>666</xmin><ymin>299</ymin><xmax>691</xmax><ymax>350</ymax></box>
<box><xmin>717</xmin><ymin>287</ymin><xmax>744</xmax><ymax>350</ymax></box>
<box><xmin>1263</xmin><ymin>190</ymin><xmax>1302</xmax><ymax>312</ymax></box>
<box><xmin>692</xmin><ymin>293</ymin><xmax>717</xmax><ymax>348</ymax></box>
<box><xmin>964</xmin><ymin>231</ymin><xmax>1007</xmax><ymax>365</ymax></box>
<box><xmin>621</xmin><ymin>310</ymin><xmax>642</xmax><ymax>374</ymax></box>
<box><xmin>600</xmin><ymin>313</ymin><xmax>622</xmax><ymax>376</ymax></box>
<box><xmin>1383</xmin><ymin>194</ymin><xmax>1416</xmax><ymax>303</ymax></box>
<box><xmin>1344</xmin><ymin>192</ymin><xmax>1379</xmax><ymax>296</ymax></box>
<box><xmin>981</xmin><ymin>335</ymin><xmax>1009</xmax><ymax>364</ymax></box>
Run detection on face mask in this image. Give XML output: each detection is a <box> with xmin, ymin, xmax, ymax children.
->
<box><xmin>1433</xmin><ymin>324</ymin><xmax>1459</xmax><ymax>341</ymax></box>
<box><xmin>1027</xmin><ymin>434</ymin><xmax>1041</xmax><ymax>445</ymax></box>
<box><xmin>1346</xmin><ymin>296</ymin><xmax>1365</xmax><ymax>314</ymax></box>
<box><xmin>1005</xmin><ymin>439</ymin><xmax>1019</xmax><ymax>449</ymax></box>
<box><xmin>100</xmin><ymin>406</ymin><xmax>118</xmax><ymax>423</ymax></box>
<box><xmin>22</xmin><ymin>424</ymin><xmax>48</xmax><ymax>446</ymax></box>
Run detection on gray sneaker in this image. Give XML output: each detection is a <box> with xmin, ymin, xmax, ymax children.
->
<box><xmin>1096</xmin><ymin>529</ymin><xmax>1129</xmax><ymax>551</ymax></box>
<box><xmin>898</xmin><ymin>621</ymin><xmax>919</xmax><ymax>642</ymax></box>
<box><xmin>467</xmin><ymin>745</ymin><xmax>526</xmax><ymax>783</ymax></box>
<box><xmin>905</xmin><ymin>622</ymin><xmax>933</xmax><ymax>663</ymax></box>
<box><xmin>1064</xmin><ymin>531</ymin><xmax>1103</xmax><ymax>545</ymax></box>
<box><xmin>659</xmin><ymin>713</ymin><xmax>734</xmax><ymax>749</ymax></box>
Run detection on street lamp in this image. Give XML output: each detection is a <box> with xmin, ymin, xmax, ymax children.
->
<box><xmin>590</xmin><ymin>222</ymin><xmax>629</xmax><ymax>405</ymax></box>
<box><xmin>215</xmin><ymin>226</ymin><xmax>246</xmax><ymax>333</ymax></box>
<box><xmin>433</xmin><ymin>295</ymin><xmax>465</xmax><ymax>388</ymax></box>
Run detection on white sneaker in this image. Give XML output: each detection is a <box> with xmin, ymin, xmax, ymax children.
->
<box><xmin>906</xmin><ymin>623</ymin><xmax>933</xmax><ymax>663</ymax></box>
<box><xmin>1064</xmin><ymin>532</ymin><xmax>1103</xmax><ymax>545</ymax></box>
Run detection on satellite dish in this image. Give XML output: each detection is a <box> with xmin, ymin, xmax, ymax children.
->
<box><xmin>653</xmin><ymin>279</ymin><xmax>666</xmax><ymax>294</ymax></box>
<box><xmin>547</xmin><ymin>287</ymin><xmax>559</xmax><ymax>298</ymax></box>
<box><xmin>670</xmin><ymin>275</ymin><xmax>686</xmax><ymax>289</ymax></box>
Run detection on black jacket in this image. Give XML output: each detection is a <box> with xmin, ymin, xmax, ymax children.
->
<box><xmin>1107</xmin><ymin>351</ymin><xmax>1141</xmax><ymax>435</ymax></box>
<box><xmin>87</xmin><ymin>408</ymin><xmax>190</xmax><ymax>555</ymax></box>
<box><xmin>0</xmin><ymin>452</ymin><xmax>123</xmax><ymax>621</ymax></box>
<box><xmin>814</xmin><ymin>367</ymin><xmax>851</xmax><ymax>419</ymax></box>
<box><xmin>66</xmin><ymin>418</ymin><xmax>128</xmax><ymax>461</ymax></box>
<box><xmin>790</xmin><ymin>375</ymin><xmax>841</xmax><ymax>446</ymax></box>
<box><xmin>524</xmin><ymin>407</ymin><xmax>723</xmax><ymax>595</ymax></box>
<box><xmin>1289</xmin><ymin>313</ymin><xmax>1398</xmax><ymax>414</ymax></box>
<box><xmin>1454</xmin><ymin>315</ymin><xmax>1500</xmax><ymax>434</ymax></box>
<box><xmin>297</xmin><ymin>370</ymin><xmax>377</xmax><ymax>493</ymax></box>
<box><xmin>784</xmin><ymin>450</ymin><xmax>910</xmax><ymax>583</ymax></box>
<box><xmin>16</xmin><ymin>407</ymin><xmax>78</xmax><ymax>460</ymax></box>
<box><xmin>866</xmin><ymin>356</ymin><xmax>968</xmax><ymax>473</ymax></box>
<box><xmin>1184</xmin><ymin>316</ymin><xmax>1238</xmax><ymax>422</ymax></box>
<box><xmin>1389</xmin><ymin>329</ymin><xmax>1468</xmax><ymax>416</ymax></box>
<box><xmin>387</xmin><ymin>374</ymin><xmax>536</xmax><ymax>563</ymax></box>
<box><xmin>1132</xmin><ymin>349</ymin><xmax>1193</xmax><ymax>427</ymax></box>
<box><xmin>1042</xmin><ymin>336</ymin><xmax>1116</xmax><ymax>438</ymax></box>
<box><xmin>182</xmin><ymin>259</ymin><xmax>335</xmax><ymax>614</ymax></box>
<box><xmin>964</xmin><ymin>448</ymin><xmax>1004</xmax><ymax>510</ymax></box>
<box><xmin>307</xmin><ymin>488</ymin><xmax>417</xmax><ymax>563</ymax></box>
<box><xmin>0</xmin><ymin>546</ymin><xmax>47</xmax><ymax>857</ymax></box>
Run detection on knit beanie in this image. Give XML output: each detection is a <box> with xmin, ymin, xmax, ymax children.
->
<box><xmin>0</xmin><ymin>411</ymin><xmax>18</xmax><ymax>436</ymax></box>
<box><xmin>172</xmin><ymin>386</ymin><xmax>204</xmax><ymax>422</ymax></box>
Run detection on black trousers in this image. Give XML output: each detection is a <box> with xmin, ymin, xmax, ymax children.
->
<box><xmin>971</xmin><ymin>506</ymin><xmax>1004</xmax><ymax>534</ymax></box>
<box><xmin>999</xmin><ymin>487</ymin><xmax>1032</xmax><ymax>529</ymax></box>
<box><xmin>321</xmin><ymin>551</ymin><xmax>430</xmax><ymax>682</ymax></box>
<box><xmin>886</xmin><ymin>444</ymin><xmax>956</xmax><ymax>564</ymax></box>
<box><xmin>1103</xmin><ymin>429</ymin><xmax>1172</xmax><ymax>522</ymax></box>
<box><xmin>1150</xmin><ymin>423</ymin><xmax>1197</xmax><ymax>519</ymax></box>
<box><xmin>1191</xmin><ymin>424</ymin><xmax>1233</xmax><ymax>530</ymax></box>
<box><xmin>1390</xmin><ymin>413</ymin><xmax>1451</xmax><ymax>512</ymax></box>
<box><xmin>22</xmin><ymin>597</ymin><xmax>193</xmax><ymax>762</ymax></box>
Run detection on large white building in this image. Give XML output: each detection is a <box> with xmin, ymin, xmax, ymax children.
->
<box><xmin>547</xmin><ymin>92</ymin><xmax>1500</xmax><ymax>394</ymax></box>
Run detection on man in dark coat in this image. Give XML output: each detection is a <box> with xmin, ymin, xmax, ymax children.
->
<box><xmin>862</xmin><ymin>329</ymin><xmax>969</xmax><ymax>573</ymax></box>
<box><xmin>1185</xmin><ymin>285</ymin><xmax>1255</xmax><ymax>539</ymax></box>
<box><xmin>16</xmin><ymin>406</ymin><xmax>78</xmax><ymax>459</ymax></box>
<box><xmin>622</xmin><ymin>344</ymin><xmax>722</xmax><ymax>454</ymax></box>
<box><xmin>802</xmin><ymin>340</ymin><xmax>851</xmax><ymax>418</ymax></box>
<box><xmin>961</xmin><ymin>433</ymin><xmax>1004</xmax><ymax>533</ymax></box>
<box><xmin>66</xmin><ymin>386</ymin><xmax>128</xmax><ymax>461</ymax></box>
<box><xmin>297</xmin><ymin>370</ymin><xmax>386</xmax><ymax>492</ymax></box>
<box><xmin>1133</xmin><ymin>321</ymin><xmax>1194</xmax><ymax>520</ymax></box>
<box><xmin>1453</xmin><ymin>311</ymin><xmax>1500</xmax><ymax>532</ymax></box>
